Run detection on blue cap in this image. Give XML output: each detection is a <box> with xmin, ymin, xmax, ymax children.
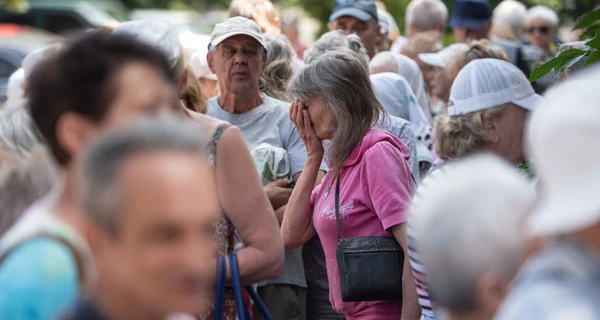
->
<box><xmin>449</xmin><ymin>0</ymin><xmax>492</xmax><ymax>30</ymax></box>
<box><xmin>329</xmin><ymin>0</ymin><xmax>378</xmax><ymax>23</ymax></box>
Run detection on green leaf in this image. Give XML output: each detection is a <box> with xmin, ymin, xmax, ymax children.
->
<box><xmin>580</xmin><ymin>25</ymin><xmax>600</xmax><ymax>42</ymax></box>
<box><xmin>574</xmin><ymin>10</ymin><xmax>600</xmax><ymax>30</ymax></box>
<box><xmin>529</xmin><ymin>49</ymin><xmax>588</xmax><ymax>82</ymax></box>
<box><xmin>586</xmin><ymin>29</ymin><xmax>600</xmax><ymax>50</ymax></box>
<box><xmin>585</xmin><ymin>50</ymin><xmax>600</xmax><ymax>67</ymax></box>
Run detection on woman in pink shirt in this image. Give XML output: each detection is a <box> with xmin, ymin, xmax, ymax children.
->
<box><xmin>281</xmin><ymin>50</ymin><xmax>421</xmax><ymax>320</ymax></box>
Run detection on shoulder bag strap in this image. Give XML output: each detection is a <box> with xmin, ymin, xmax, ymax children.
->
<box><xmin>213</xmin><ymin>254</ymin><xmax>227</xmax><ymax>320</ymax></box>
<box><xmin>335</xmin><ymin>176</ymin><xmax>341</xmax><ymax>242</ymax></box>
<box><xmin>0</xmin><ymin>233</ymin><xmax>85</xmax><ymax>286</ymax></box>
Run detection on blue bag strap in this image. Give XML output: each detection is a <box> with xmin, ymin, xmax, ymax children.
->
<box><xmin>228</xmin><ymin>253</ymin><xmax>273</xmax><ymax>320</ymax></box>
<box><xmin>214</xmin><ymin>254</ymin><xmax>227</xmax><ymax>320</ymax></box>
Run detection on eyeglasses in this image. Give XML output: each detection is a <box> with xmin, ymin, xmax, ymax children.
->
<box><xmin>528</xmin><ymin>26</ymin><xmax>550</xmax><ymax>34</ymax></box>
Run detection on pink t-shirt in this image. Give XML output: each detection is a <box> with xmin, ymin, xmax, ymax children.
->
<box><xmin>310</xmin><ymin>129</ymin><xmax>413</xmax><ymax>319</ymax></box>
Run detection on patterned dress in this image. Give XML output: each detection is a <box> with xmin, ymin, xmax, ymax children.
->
<box><xmin>199</xmin><ymin>124</ymin><xmax>252</xmax><ymax>320</ymax></box>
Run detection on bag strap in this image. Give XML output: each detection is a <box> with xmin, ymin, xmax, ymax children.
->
<box><xmin>0</xmin><ymin>233</ymin><xmax>85</xmax><ymax>286</ymax></box>
<box><xmin>335</xmin><ymin>176</ymin><xmax>341</xmax><ymax>242</ymax></box>
<box><xmin>213</xmin><ymin>254</ymin><xmax>227</xmax><ymax>320</ymax></box>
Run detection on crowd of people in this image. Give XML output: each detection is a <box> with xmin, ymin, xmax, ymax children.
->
<box><xmin>0</xmin><ymin>0</ymin><xmax>598</xmax><ymax>319</ymax></box>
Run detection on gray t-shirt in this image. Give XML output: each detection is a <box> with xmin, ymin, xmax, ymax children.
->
<box><xmin>207</xmin><ymin>94</ymin><xmax>307</xmax><ymax>288</ymax></box>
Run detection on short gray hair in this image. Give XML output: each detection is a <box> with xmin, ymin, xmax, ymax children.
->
<box><xmin>0</xmin><ymin>104</ymin><xmax>43</xmax><ymax>160</ymax></box>
<box><xmin>527</xmin><ymin>5</ymin><xmax>559</xmax><ymax>26</ymax></box>
<box><xmin>0</xmin><ymin>147</ymin><xmax>59</xmax><ymax>235</ymax></box>
<box><xmin>411</xmin><ymin>154</ymin><xmax>535</xmax><ymax>312</ymax></box>
<box><xmin>259</xmin><ymin>35</ymin><xmax>296</xmax><ymax>101</ymax></box>
<box><xmin>369</xmin><ymin>51</ymin><xmax>400</xmax><ymax>74</ymax></box>
<box><xmin>406</xmin><ymin>0</ymin><xmax>449</xmax><ymax>32</ymax></box>
<box><xmin>77</xmin><ymin>116</ymin><xmax>209</xmax><ymax>236</ymax></box>
<box><xmin>304</xmin><ymin>30</ymin><xmax>370</xmax><ymax>70</ymax></box>
<box><xmin>288</xmin><ymin>50</ymin><xmax>385</xmax><ymax>177</ymax></box>
<box><xmin>493</xmin><ymin>0</ymin><xmax>528</xmax><ymax>39</ymax></box>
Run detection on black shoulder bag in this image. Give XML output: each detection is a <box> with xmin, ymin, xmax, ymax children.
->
<box><xmin>335</xmin><ymin>176</ymin><xmax>405</xmax><ymax>302</ymax></box>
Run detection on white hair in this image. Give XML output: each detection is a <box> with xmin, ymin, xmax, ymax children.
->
<box><xmin>304</xmin><ymin>30</ymin><xmax>370</xmax><ymax>70</ymax></box>
<box><xmin>0</xmin><ymin>104</ymin><xmax>43</xmax><ymax>160</ymax></box>
<box><xmin>527</xmin><ymin>5</ymin><xmax>559</xmax><ymax>26</ymax></box>
<box><xmin>406</xmin><ymin>0</ymin><xmax>448</xmax><ymax>32</ymax></box>
<box><xmin>369</xmin><ymin>51</ymin><xmax>399</xmax><ymax>74</ymax></box>
<box><xmin>493</xmin><ymin>0</ymin><xmax>528</xmax><ymax>38</ymax></box>
<box><xmin>410</xmin><ymin>154</ymin><xmax>536</xmax><ymax>312</ymax></box>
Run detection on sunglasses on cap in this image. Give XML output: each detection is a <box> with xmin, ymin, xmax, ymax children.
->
<box><xmin>528</xmin><ymin>26</ymin><xmax>550</xmax><ymax>34</ymax></box>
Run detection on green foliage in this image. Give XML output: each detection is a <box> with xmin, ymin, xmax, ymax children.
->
<box><xmin>529</xmin><ymin>10</ymin><xmax>600</xmax><ymax>82</ymax></box>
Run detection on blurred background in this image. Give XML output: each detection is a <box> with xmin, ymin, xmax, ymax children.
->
<box><xmin>0</xmin><ymin>0</ymin><xmax>595</xmax><ymax>102</ymax></box>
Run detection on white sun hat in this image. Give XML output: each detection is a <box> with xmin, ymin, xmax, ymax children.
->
<box><xmin>447</xmin><ymin>58</ymin><xmax>542</xmax><ymax>116</ymax></box>
<box><xmin>113</xmin><ymin>20</ymin><xmax>181</xmax><ymax>69</ymax></box>
<box><xmin>189</xmin><ymin>48</ymin><xmax>217</xmax><ymax>81</ymax></box>
<box><xmin>527</xmin><ymin>65</ymin><xmax>600</xmax><ymax>236</ymax></box>
<box><xmin>418</xmin><ymin>43</ymin><xmax>469</xmax><ymax>68</ymax></box>
<box><xmin>209</xmin><ymin>17</ymin><xmax>266</xmax><ymax>50</ymax></box>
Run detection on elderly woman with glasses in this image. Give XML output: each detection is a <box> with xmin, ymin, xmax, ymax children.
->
<box><xmin>526</xmin><ymin>6</ymin><xmax>561</xmax><ymax>58</ymax></box>
<box><xmin>281</xmin><ymin>50</ymin><xmax>420</xmax><ymax>320</ymax></box>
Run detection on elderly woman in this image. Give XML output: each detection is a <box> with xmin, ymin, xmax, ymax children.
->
<box><xmin>113</xmin><ymin>21</ymin><xmax>284</xmax><ymax>319</ymax></box>
<box><xmin>411</xmin><ymin>155</ymin><xmax>536</xmax><ymax>320</ymax></box>
<box><xmin>408</xmin><ymin>58</ymin><xmax>541</xmax><ymax>319</ymax></box>
<box><xmin>259</xmin><ymin>35</ymin><xmax>296</xmax><ymax>101</ymax></box>
<box><xmin>526</xmin><ymin>6</ymin><xmax>561</xmax><ymax>58</ymax></box>
<box><xmin>282</xmin><ymin>50</ymin><xmax>420</xmax><ymax>320</ymax></box>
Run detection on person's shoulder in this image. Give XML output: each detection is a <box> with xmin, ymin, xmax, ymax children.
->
<box><xmin>262</xmin><ymin>95</ymin><xmax>292</xmax><ymax>114</ymax></box>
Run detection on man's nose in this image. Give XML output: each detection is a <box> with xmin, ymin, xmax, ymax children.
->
<box><xmin>233</xmin><ymin>52</ymin><xmax>248</xmax><ymax>65</ymax></box>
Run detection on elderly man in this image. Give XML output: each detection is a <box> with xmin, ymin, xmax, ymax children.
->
<box><xmin>495</xmin><ymin>67</ymin><xmax>600</xmax><ymax>319</ymax></box>
<box><xmin>411</xmin><ymin>155</ymin><xmax>536</xmax><ymax>320</ymax></box>
<box><xmin>391</xmin><ymin>0</ymin><xmax>448</xmax><ymax>54</ymax></box>
<box><xmin>450</xmin><ymin>0</ymin><xmax>492</xmax><ymax>43</ymax></box>
<box><xmin>327</xmin><ymin>0</ymin><xmax>380</xmax><ymax>59</ymax></box>
<box><xmin>62</xmin><ymin>117</ymin><xmax>219</xmax><ymax>320</ymax></box>
<box><xmin>207</xmin><ymin>16</ymin><xmax>322</xmax><ymax>320</ymax></box>
<box><xmin>492</xmin><ymin>0</ymin><xmax>527</xmax><ymax>41</ymax></box>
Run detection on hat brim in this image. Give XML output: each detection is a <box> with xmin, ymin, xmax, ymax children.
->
<box><xmin>513</xmin><ymin>93</ymin><xmax>543</xmax><ymax>112</ymax></box>
<box><xmin>529</xmin><ymin>188</ymin><xmax>600</xmax><ymax>236</ymax></box>
<box><xmin>210</xmin><ymin>31</ymin><xmax>267</xmax><ymax>50</ymax></box>
<box><xmin>329</xmin><ymin>8</ymin><xmax>374</xmax><ymax>22</ymax></box>
<box><xmin>449</xmin><ymin>15</ymin><xmax>489</xmax><ymax>30</ymax></box>
<box><xmin>418</xmin><ymin>53</ymin><xmax>446</xmax><ymax>68</ymax></box>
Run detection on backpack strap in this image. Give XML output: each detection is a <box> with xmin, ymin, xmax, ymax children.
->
<box><xmin>0</xmin><ymin>233</ymin><xmax>85</xmax><ymax>287</ymax></box>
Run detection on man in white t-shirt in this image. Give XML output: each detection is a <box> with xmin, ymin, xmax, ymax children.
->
<box><xmin>207</xmin><ymin>16</ymin><xmax>324</xmax><ymax>320</ymax></box>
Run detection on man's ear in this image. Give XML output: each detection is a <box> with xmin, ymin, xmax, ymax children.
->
<box><xmin>55</xmin><ymin>112</ymin><xmax>97</xmax><ymax>163</ymax></box>
<box><xmin>207</xmin><ymin>50</ymin><xmax>216</xmax><ymax>74</ymax></box>
<box><xmin>273</xmin><ymin>16</ymin><xmax>282</xmax><ymax>32</ymax></box>
<box><xmin>482</xmin><ymin>113</ymin><xmax>498</xmax><ymax>142</ymax></box>
<box><xmin>475</xmin><ymin>272</ymin><xmax>510</xmax><ymax>314</ymax></box>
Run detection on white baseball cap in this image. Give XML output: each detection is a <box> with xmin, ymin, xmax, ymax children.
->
<box><xmin>189</xmin><ymin>49</ymin><xmax>217</xmax><ymax>81</ymax></box>
<box><xmin>209</xmin><ymin>17</ymin><xmax>266</xmax><ymax>50</ymax></box>
<box><xmin>527</xmin><ymin>65</ymin><xmax>600</xmax><ymax>236</ymax></box>
<box><xmin>418</xmin><ymin>43</ymin><xmax>469</xmax><ymax>68</ymax></box>
<box><xmin>22</xmin><ymin>43</ymin><xmax>62</xmax><ymax>79</ymax></box>
<box><xmin>113</xmin><ymin>20</ymin><xmax>181</xmax><ymax>69</ymax></box>
<box><xmin>447</xmin><ymin>58</ymin><xmax>542</xmax><ymax>116</ymax></box>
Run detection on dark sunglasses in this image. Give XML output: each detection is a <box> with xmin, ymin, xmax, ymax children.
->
<box><xmin>528</xmin><ymin>26</ymin><xmax>550</xmax><ymax>34</ymax></box>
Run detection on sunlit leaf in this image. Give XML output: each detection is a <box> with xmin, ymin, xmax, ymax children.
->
<box><xmin>574</xmin><ymin>10</ymin><xmax>600</xmax><ymax>30</ymax></box>
<box><xmin>585</xmin><ymin>50</ymin><xmax>600</xmax><ymax>67</ymax></box>
<box><xmin>529</xmin><ymin>49</ymin><xmax>588</xmax><ymax>82</ymax></box>
<box><xmin>586</xmin><ymin>29</ymin><xmax>600</xmax><ymax>50</ymax></box>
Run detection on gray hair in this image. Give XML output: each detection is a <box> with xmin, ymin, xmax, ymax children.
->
<box><xmin>557</xmin><ymin>41</ymin><xmax>590</xmax><ymax>77</ymax></box>
<box><xmin>304</xmin><ymin>30</ymin><xmax>370</xmax><ymax>70</ymax></box>
<box><xmin>527</xmin><ymin>5</ymin><xmax>559</xmax><ymax>26</ymax></box>
<box><xmin>369</xmin><ymin>51</ymin><xmax>399</xmax><ymax>74</ymax></box>
<box><xmin>493</xmin><ymin>0</ymin><xmax>528</xmax><ymax>39</ymax></box>
<box><xmin>288</xmin><ymin>50</ymin><xmax>385</xmax><ymax>177</ymax></box>
<box><xmin>77</xmin><ymin>116</ymin><xmax>209</xmax><ymax>236</ymax></box>
<box><xmin>259</xmin><ymin>35</ymin><xmax>296</xmax><ymax>101</ymax></box>
<box><xmin>0</xmin><ymin>146</ymin><xmax>59</xmax><ymax>235</ymax></box>
<box><xmin>406</xmin><ymin>0</ymin><xmax>449</xmax><ymax>32</ymax></box>
<box><xmin>0</xmin><ymin>104</ymin><xmax>43</xmax><ymax>160</ymax></box>
<box><xmin>411</xmin><ymin>154</ymin><xmax>535</xmax><ymax>312</ymax></box>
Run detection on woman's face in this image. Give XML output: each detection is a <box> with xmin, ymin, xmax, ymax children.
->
<box><xmin>527</xmin><ymin>18</ymin><xmax>555</xmax><ymax>52</ymax></box>
<box><xmin>487</xmin><ymin>104</ymin><xmax>529</xmax><ymax>165</ymax></box>
<box><xmin>303</xmin><ymin>97</ymin><xmax>336</xmax><ymax>141</ymax></box>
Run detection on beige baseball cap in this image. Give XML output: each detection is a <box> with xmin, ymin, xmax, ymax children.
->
<box><xmin>209</xmin><ymin>17</ymin><xmax>266</xmax><ymax>50</ymax></box>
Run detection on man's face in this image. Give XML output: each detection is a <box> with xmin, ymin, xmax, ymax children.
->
<box><xmin>329</xmin><ymin>16</ymin><xmax>380</xmax><ymax>58</ymax></box>
<box><xmin>208</xmin><ymin>35</ymin><xmax>267</xmax><ymax>96</ymax></box>
<box><xmin>453</xmin><ymin>24</ymin><xmax>490</xmax><ymax>43</ymax></box>
<box><xmin>92</xmin><ymin>151</ymin><xmax>219</xmax><ymax>317</ymax></box>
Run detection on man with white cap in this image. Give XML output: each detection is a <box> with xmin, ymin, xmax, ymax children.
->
<box><xmin>207</xmin><ymin>16</ymin><xmax>324</xmax><ymax>320</ymax></box>
<box><xmin>495</xmin><ymin>67</ymin><xmax>600</xmax><ymax>320</ymax></box>
<box><xmin>328</xmin><ymin>0</ymin><xmax>381</xmax><ymax>59</ymax></box>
